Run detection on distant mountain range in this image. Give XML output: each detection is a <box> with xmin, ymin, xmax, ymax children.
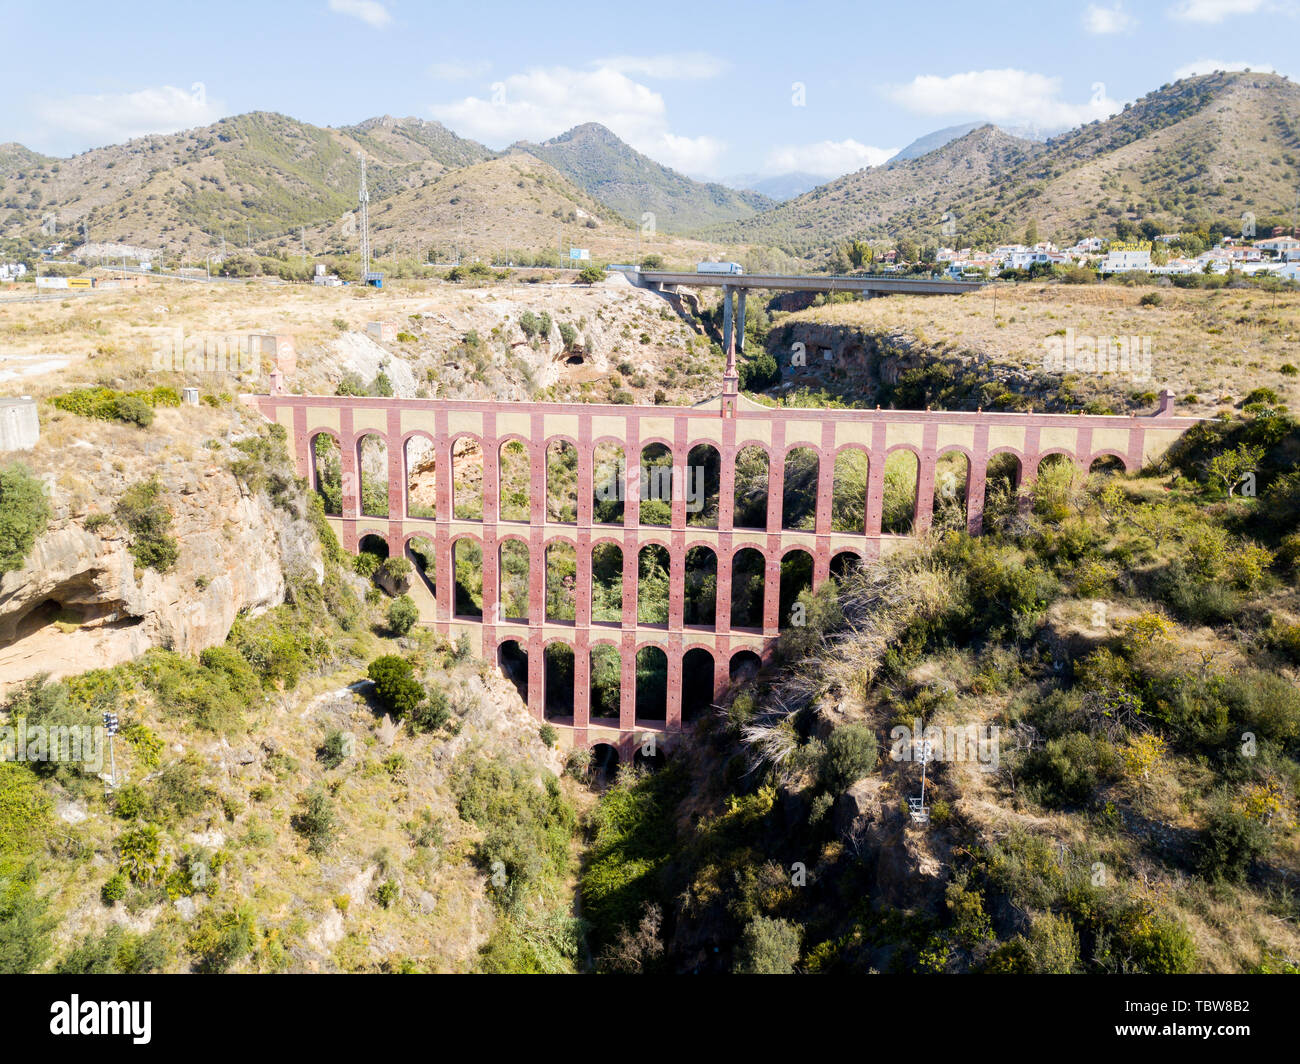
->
<box><xmin>1</xmin><ymin>71</ymin><xmax>1296</xmax><ymax>262</ymax></box>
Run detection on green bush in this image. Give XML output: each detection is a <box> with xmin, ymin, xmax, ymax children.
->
<box><xmin>367</xmin><ymin>655</ymin><xmax>424</xmax><ymax>718</ymax></box>
<box><xmin>820</xmin><ymin>723</ymin><xmax>878</xmax><ymax>792</ymax></box>
<box><xmin>114</xmin><ymin>477</ymin><xmax>179</xmax><ymax>572</ymax></box>
<box><xmin>734</xmin><ymin>916</ymin><xmax>803</xmax><ymax>974</ymax></box>
<box><xmin>51</xmin><ymin>386</ymin><xmax>179</xmax><ymax>423</ymax></box>
<box><xmin>1195</xmin><ymin>797</ymin><xmax>1270</xmax><ymax>882</ymax></box>
<box><xmin>294</xmin><ymin>787</ymin><xmax>336</xmax><ymax>855</ymax></box>
<box><xmin>1023</xmin><ymin>733</ymin><xmax>1120</xmax><ymax>807</ymax></box>
<box><xmin>409</xmin><ymin>686</ymin><xmax>451</xmax><ymax>733</ymax></box>
<box><xmin>0</xmin><ymin>464</ymin><xmax>50</xmax><ymax>573</ymax></box>
<box><xmin>319</xmin><ymin>729</ymin><xmax>351</xmax><ymax>769</ymax></box>
<box><xmin>388</xmin><ymin>594</ymin><xmax>418</xmax><ymax>635</ymax></box>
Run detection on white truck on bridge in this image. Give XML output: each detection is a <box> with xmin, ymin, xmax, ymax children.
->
<box><xmin>696</xmin><ymin>261</ymin><xmax>744</xmax><ymax>275</ymax></box>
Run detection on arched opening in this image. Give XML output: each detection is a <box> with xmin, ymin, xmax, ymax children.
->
<box><xmin>589</xmin><ymin>645</ymin><xmax>621</xmax><ymax>721</ymax></box>
<box><xmin>983</xmin><ymin>453</ymin><xmax>1022</xmax><ymax>528</ymax></box>
<box><xmin>882</xmin><ymin>450</ymin><xmax>919</xmax><ymax>534</ymax></box>
<box><xmin>358</xmin><ymin>533</ymin><xmax>389</xmax><ymax>561</ymax></box>
<box><xmin>633</xmin><ymin>745</ymin><xmax>667</xmax><ymax>771</ymax></box>
<box><xmin>452</xmin><ymin>436</ymin><xmax>483</xmax><ymax>520</ymax></box>
<box><xmin>545</xmin><ymin>541</ymin><xmax>577</xmax><ymax>622</ymax></box>
<box><xmin>829</xmin><ymin>550</ymin><xmax>862</xmax><ymax>583</ymax></box>
<box><xmin>593</xmin><ymin>443</ymin><xmax>625</xmax><ymax>525</ymax></box>
<box><xmin>782</xmin><ymin>447</ymin><xmax>819</xmax><ymax>530</ymax></box>
<box><xmin>684</xmin><ymin>546</ymin><xmax>717</xmax><ymax>627</ymax></box>
<box><xmin>498</xmin><ymin>439</ymin><xmax>530</xmax><ymax>522</ymax></box>
<box><xmin>832</xmin><ymin>448</ymin><xmax>870</xmax><ymax>534</ymax></box>
<box><xmin>682</xmin><ymin>647</ymin><xmax>715</xmax><ymax>722</ymax></box>
<box><xmin>310</xmin><ymin>433</ymin><xmax>342</xmax><ymax>515</ymax></box>
<box><xmin>932</xmin><ymin>451</ymin><xmax>970</xmax><ymax>532</ymax></box>
<box><xmin>357</xmin><ymin>433</ymin><xmax>389</xmax><ymax>517</ymax></box>
<box><xmin>499</xmin><ymin>540</ymin><xmax>530</xmax><ymax>621</ymax></box>
<box><xmin>686</xmin><ymin>444</ymin><xmax>721</xmax><ymax>528</ymax></box>
<box><xmin>406</xmin><ymin>536</ymin><xmax>436</xmax><ymax>598</ymax></box>
<box><xmin>639</xmin><ymin>444</ymin><xmax>673</xmax><ymax>526</ymax></box>
<box><xmin>453</xmin><ymin>538</ymin><xmax>483</xmax><ymax>618</ymax></box>
<box><xmin>637</xmin><ymin>544</ymin><xmax>670</xmax><ymax>625</ymax></box>
<box><xmin>730</xmin><ymin>547</ymin><xmax>766</xmax><ymax>629</ymax></box>
<box><xmin>498</xmin><ymin>640</ymin><xmax>528</xmax><ymax>704</ymax></box>
<box><xmin>405</xmin><ymin>435</ymin><xmax>436</xmax><ymax>519</ymax></box>
<box><xmin>544</xmin><ymin>642</ymin><xmax>574</xmax><ymax>721</ymax></box>
<box><xmin>733</xmin><ymin>445</ymin><xmax>769</xmax><ymax>529</ymax></box>
<box><xmin>591</xmin><ymin>543</ymin><xmax>623</xmax><ymax>623</ymax></box>
<box><xmin>1035</xmin><ymin>453</ymin><xmax>1081</xmax><ymax>518</ymax></box>
<box><xmin>635</xmin><ymin>645</ymin><xmax>668</xmax><ymax>722</ymax></box>
<box><xmin>1089</xmin><ymin>454</ymin><xmax>1126</xmax><ymax>477</ymax></box>
<box><xmin>730</xmin><ymin>649</ymin><xmax>761</xmax><ymax>683</ymax></box>
<box><xmin>546</xmin><ymin>439</ymin><xmax>579</xmax><ymax>524</ymax></box>
<box><xmin>779</xmin><ymin>549</ymin><xmax>814</xmax><ymax>629</ymax></box>
<box><xmin>589</xmin><ymin>742</ymin><xmax>620</xmax><ymax>783</ymax></box>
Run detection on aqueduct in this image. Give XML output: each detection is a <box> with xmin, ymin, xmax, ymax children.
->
<box><xmin>249</xmin><ymin>353</ymin><xmax>1198</xmax><ymax>757</ymax></box>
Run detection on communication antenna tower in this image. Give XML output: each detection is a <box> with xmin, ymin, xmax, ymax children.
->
<box><xmin>358</xmin><ymin>152</ymin><xmax>372</xmax><ymax>280</ymax></box>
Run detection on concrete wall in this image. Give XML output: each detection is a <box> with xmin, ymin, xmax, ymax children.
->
<box><xmin>0</xmin><ymin>398</ymin><xmax>39</xmax><ymax>452</ymax></box>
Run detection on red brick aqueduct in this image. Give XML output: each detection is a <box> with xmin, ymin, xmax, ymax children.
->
<box><xmin>248</xmin><ymin>357</ymin><xmax>1198</xmax><ymax>758</ymax></box>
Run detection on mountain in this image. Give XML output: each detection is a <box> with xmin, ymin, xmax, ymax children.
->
<box><xmin>889</xmin><ymin>122</ymin><xmax>985</xmax><ymax>161</ymax></box>
<box><xmin>0</xmin><ymin>112</ymin><xmax>494</xmax><ymax>253</ymax></box>
<box><xmin>706</xmin><ymin>72</ymin><xmax>1300</xmax><ymax>257</ymax></box>
<box><xmin>513</xmin><ymin>123</ymin><xmax>774</xmax><ymax>233</ymax></box>
<box><xmin>721</xmin><ymin>171</ymin><xmax>826</xmax><ymax>201</ymax></box>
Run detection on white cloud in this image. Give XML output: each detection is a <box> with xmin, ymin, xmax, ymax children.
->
<box><xmin>428</xmin><ymin>60</ymin><xmax>490</xmax><ymax>80</ymax></box>
<box><xmin>762</xmin><ymin>139</ymin><xmax>898</xmax><ymax>177</ymax></box>
<box><xmin>1173</xmin><ymin>58</ymin><xmax>1278</xmax><ymax>77</ymax></box>
<box><xmin>595</xmin><ymin>53</ymin><xmax>729</xmax><ymax>80</ymax></box>
<box><xmin>430</xmin><ymin>64</ymin><xmax>726</xmax><ymax>174</ymax></box>
<box><xmin>32</xmin><ymin>84</ymin><xmax>226</xmax><ymax>152</ymax></box>
<box><xmin>1170</xmin><ymin>0</ymin><xmax>1266</xmax><ymax>22</ymax></box>
<box><xmin>887</xmin><ymin>69</ymin><xmax>1120</xmax><ymax>129</ymax></box>
<box><xmin>327</xmin><ymin>0</ymin><xmax>391</xmax><ymax>28</ymax></box>
<box><xmin>1084</xmin><ymin>3</ymin><xmax>1136</xmax><ymax>33</ymax></box>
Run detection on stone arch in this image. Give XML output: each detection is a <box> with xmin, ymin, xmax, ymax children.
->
<box><xmin>983</xmin><ymin>451</ymin><xmax>1024</xmax><ymax>527</ymax></box>
<box><xmin>732</xmin><ymin>444</ymin><xmax>770</xmax><ymax>529</ymax></box>
<box><xmin>545</xmin><ymin>537</ymin><xmax>577</xmax><ymax>622</ymax></box>
<box><xmin>403</xmin><ymin>431</ymin><xmax>437</xmax><ymax>519</ymax></box>
<box><xmin>782</xmin><ymin>446</ymin><xmax>820</xmax><ymax>531</ymax></box>
<box><xmin>358</xmin><ymin>532</ymin><xmax>389</xmax><ymax>560</ymax></box>
<box><xmin>637</xmin><ymin>543</ymin><xmax>671</xmax><ymax>625</ymax></box>
<box><xmin>830</xmin><ymin>549</ymin><xmax>863</xmax><ymax>582</ymax></box>
<box><xmin>832</xmin><ymin>445</ymin><xmax>871</xmax><ymax>534</ymax></box>
<box><xmin>590</xmin><ymin>540</ymin><xmax>624</xmax><ymax>623</ymax></box>
<box><xmin>730</xmin><ymin>648</ymin><xmax>762</xmax><ymax>682</ymax></box>
<box><xmin>589</xmin><ymin>643</ymin><xmax>621</xmax><ymax>721</ymax></box>
<box><xmin>881</xmin><ymin>446</ymin><xmax>920</xmax><ymax>534</ymax></box>
<box><xmin>404</xmin><ymin>531</ymin><xmax>437</xmax><ymax>597</ymax></box>
<box><xmin>635</xmin><ymin>643</ymin><xmax>668</xmax><ymax>722</ymax></box>
<box><xmin>450</xmin><ymin>432</ymin><xmax>484</xmax><ymax>520</ymax></box>
<box><xmin>498</xmin><ymin>639</ymin><xmax>528</xmax><ymax>703</ymax></box>
<box><xmin>451</xmin><ymin>534</ymin><xmax>483</xmax><ymax>618</ymax></box>
<box><xmin>1089</xmin><ymin>451</ymin><xmax>1128</xmax><ymax>475</ymax></box>
<box><xmin>356</xmin><ymin>431</ymin><xmax>389</xmax><ymax>518</ymax></box>
<box><xmin>933</xmin><ymin>447</ymin><xmax>971</xmax><ymax>533</ymax></box>
<box><xmin>589</xmin><ymin>742</ymin><xmax>620</xmax><ymax>781</ymax></box>
<box><xmin>731</xmin><ymin>546</ymin><xmax>766</xmax><ymax>629</ymax></box>
<box><xmin>498</xmin><ymin>437</ymin><xmax>531</xmax><ymax>522</ymax></box>
<box><xmin>682</xmin><ymin>647</ymin><xmax>715</xmax><ymax>722</ymax></box>
<box><xmin>545</xmin><ymin>437</ymin><xmax>579</xmax><ymax>524</ymax></box>
<box><xmin>498</xmin><ymin>537</ymin><xmax>530</xmax><ymax>621</ymax></box>
<box><xmin>638</xmin><ymin>442</ymin><xmax>673</xmax><ymax>527</ymax></box>
<box><xmin>685</xmin><ymin>443</ymin><xmax>721</xmax><ymax>528</ymax></box>
<box><xmin>592</xmin><ymin>440</ymin><xmax>625</xmax><ymax>525</ymax></box>
<box><xmin>779</xmin><ymin>547</ymin><xmax>814</xmax><ymax>629</ymax></box>
<box><xmin>684</xmin><ymin>545</ymin><xmax>717</xmax><ymax>627</ymax></box>
<box><xmin>309</xmin><ymin>430</ymin><xmax>343</xmax><ymax>515</ymax></box>
<box><xmin>543</xmin><ymin>640</ymin><xmax>575</xmax><ymax>721</ymax></box>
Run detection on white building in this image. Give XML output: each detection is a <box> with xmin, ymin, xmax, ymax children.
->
<box><xmin>1100</xmin><ymin>249</ymin><xmax>1152</xmax><ymax>273</ymax></box>
<box><xmin>1257</xmin><ymin>237</ymin><xmax>1300</xmax><ymax>260</ymax></box>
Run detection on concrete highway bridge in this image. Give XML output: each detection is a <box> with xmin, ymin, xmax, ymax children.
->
<box><xmin>630</xmin><ymin>269</ymin><xmax>983</xmax><ymax>352</ymax></box>
<box><xmin>249</xmin><ymin>355</ymin><xmax>1195</xmax><ymax>762</ymax></box>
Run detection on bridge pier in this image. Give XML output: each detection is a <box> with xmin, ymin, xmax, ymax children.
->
<box><xmin>722</xmin><ymin>284</ymin><xmax>733</xmax><ymax>355</ymax></box>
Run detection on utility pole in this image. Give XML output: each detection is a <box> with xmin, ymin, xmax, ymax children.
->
<box><xmin>358</xmin><ymin>152</ymin><xmax>371</xmax><ymax>281</ymax></box>
<box><xmin>102</xmin><ymin>712</ymin><xmax>119</xmax><ymax>790</ymax></box>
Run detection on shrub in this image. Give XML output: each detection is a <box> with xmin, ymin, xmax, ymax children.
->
<box><xmin>576</xmin><ymin>265</ymin><xmax>605</xmax><ymax>284</ymax></box>
<box><xmin>367</xmin><ymin>655</ymin><xmax>424</xmax><ymax>718</ymax></box>
<box><xmin>388</xmin><ymin>594</ymin><xmax>418</xmax><ymax>635</ymax></box>
<box><xmin>1195</xmin><ymin>797</ymin><xmax>1270</xmax><ymax>882</ymax></box>
<box><xmin>734</xmin><ymin>916</ymin><xmax>802</xmax><ymax>974</ymax></box>
<box><xmin>1023</xmin><ymin>733</ymin><xmax>1119</xmax><ymax>807</ymax></box>
<box><xmin>100</xmin><ymin>873</ymin><xmax>128</xmax><ymax>905</ymax></box>
<box><xmin>819</xmin><ymin>723</ymin><xmax>878</xmax><ymax>793</ymax></box>
<box><xmin>186</xmin><ymin>904</ymin><xmax>256</xmax><ymax>973</ymax></box>
<box><xmin>319</xmin><ymin>729</ymin><xmax>352</xmax><ymax>768</ymax></box>
<box><xmin>294</xmin><ymin>787</ymin><xmax>336</xmax><ymax>855</ymax></box>
<box><xmin>114</xmin><ymin>477</ymin><xmax>179</xmax><ymax>572</ymax></box>
<box><xmin>0</xmin><ymin>464</ymin><xmax>50</xmax><ymax>573</ymax></box>
<box><xmin>112</xmin><ymin>395</ymin><xmax>154</xmax><ymax>427</ymax></box>
<box><xmin>539</xmin><ymin>723</ymin><xmax>558</xmax><ymax>747</ymax></box>
<box><xmin>409</xmin><ymin>686</ymin><xmax>451</xmax><ymax>733</ymax></box>
<box><xmin>1138</xmin><ymin>292</ymin><xmax>1163</xmax><ymax>306</ymax></box>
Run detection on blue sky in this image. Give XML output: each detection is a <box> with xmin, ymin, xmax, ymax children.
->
<box><xmin>2</xmin><ymin>0</ymin><xmax>1295</xmax><ymax>179</ymax></box>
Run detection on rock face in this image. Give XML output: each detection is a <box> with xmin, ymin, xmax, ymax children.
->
<box><xmin>0</xmin><ymin>448</ymin><xmax>322</xmax><ymax>691</ymax></box>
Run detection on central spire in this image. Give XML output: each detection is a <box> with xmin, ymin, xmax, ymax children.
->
<box><xmin>723</xmin><ymin>331</ymin><xmax>739</xmax><ymax>393</ymax></box>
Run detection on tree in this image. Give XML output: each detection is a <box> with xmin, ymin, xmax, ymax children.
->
<box><xmin>1207</xmin><ymin>442</ymin><xmax>1264</xmax><ymax>496</ymax></box>
<box><xmin>576</xmin><ymin>265</ymin><xmax>605</xmax><ymax>284</ymax></box>
<box><xmin>734</xmin><ymin>916</ymin><xmax>802</xmax><ymax>974</ymax></box>
<box><xmin>820</xmin><ymin>723</ymin><xmax>878</xmax><ymax>792</ymax></box>
<box><xmin>0</xmin><ymin>463</ymin><xmax>50</xmax><ymax>572</ymax></box>
<box><xmin>388</xmin><ymin>594</ymin><xmax>418</xmax><ymax>635</ymax></box>
<box><xmin>367</xmin><ymin>655</ymin><xmax>424</xmax><ymax>718</ymax></box>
